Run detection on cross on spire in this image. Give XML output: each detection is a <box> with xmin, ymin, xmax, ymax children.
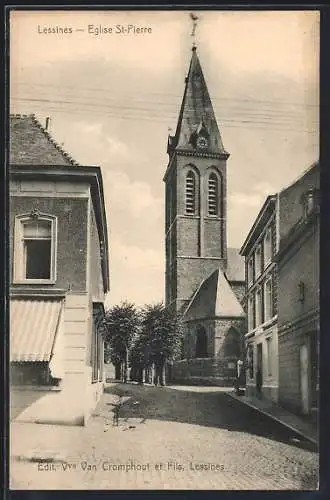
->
<box><xmin>190</xmin><ymin>12</ymin><xmax>199</xmax><ymax>49</ymax></box>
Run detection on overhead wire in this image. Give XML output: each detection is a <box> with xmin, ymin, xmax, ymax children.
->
<box><xmin>10</xmin><ymin>100</ymin><xmax>318</xmax><ymax>134</ymax></box>
<box><xmin>10</xmin><ymin>82</ymin><xmax>318</xmax><ymax>134</ymax></box>
<box><xmin>14</xmin><ymin>81</ymin><xmax>319</xmax><ymax>109</ymax></box>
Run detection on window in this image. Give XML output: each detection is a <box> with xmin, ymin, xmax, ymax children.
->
<box><xmin>265</xmin><ymin>337</ymin><xmax>272</xmax><ymax>376</ymax></box>
<box><xmin>247</xmin><ymin>343</ymin><xmax>254</xmax><ymax>379</ymax></box>
<box><xmin>14</xmin><ymin>212</ymin><xmax>57</xmax><ymax>283</ymax></box>
<box><xmin>248</xmin><ymin>295</ymin><xmax>254</xmax><ymax>331</ymax></box>
<box><xmin>302</xmin><ymin>189</ymin><xmax>319</xmax><ymax>218</ymax></box>
<box><xmin>10</xmin><ymin>362</ymin><xmax>59</xmax><ymax>386</ymax></box>
<box><xmin>255</xmin><ymin>288</ymin><xmax>262</xmax><ymax>327</ymax></box>
<box><xmin>185</xmin><ymin>171</ymin><xmax>196</xmax><ymax>215</ymax></box>
<box><xmin>224</xmin><ymin>327</ymin><xmax>241</xmax><ymax>357</ymax></box>
<box><xmin>255</xmin><ymin>245</ymin><xmax>262</xmax><ymax>278</ymax></box>
<box><xmin>264</xmin><ymin>227</ymin><xmax>272</xmax><ymax>266</ymax></box>
<box><xmin>247</xmin><ymin>257</ymin><xmax>254</xmax><ymax>286</ymax></box>
<box><xmin>208</xmin><ymin>172</ymin><xmax>219</xmax><ymax>216</ymax></box>
<box><xmin>264</xmin><ymin>278</ymin><xmax>273</xmax><ymax>322</ymax></box>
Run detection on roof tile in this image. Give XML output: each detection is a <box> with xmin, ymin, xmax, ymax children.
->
<box><xmin>10</xmin><ymin>114</ymin><xmax>79</xmax><ymax>166</ymax></box>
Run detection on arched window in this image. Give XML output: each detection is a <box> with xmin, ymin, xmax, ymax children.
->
<box><xmin>195</xmin><ymin>326</ymin><xmax>208</xmax><ymax>358</ymax></box>
<box><xmin>185</xmin><ymin>170</ymin><xmax>196</xmax><ymax>215</ymax></box>
<box><xmin>224</xmin><ymin>327</ymin><xmax>241</xmax><ymax>358</ymax></box>
<box><xmin>208</xmin><ymin>172</ymin><xmax>219</xmax><ymax>216</ymax></box>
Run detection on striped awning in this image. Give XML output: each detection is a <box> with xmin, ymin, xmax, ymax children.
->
<box><xmin>10</xmin><ymin>298</ymin><xmax>64</xmax><ymax>362</ymax></box>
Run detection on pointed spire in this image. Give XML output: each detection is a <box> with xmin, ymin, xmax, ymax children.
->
<box><xmin>168</xmin><ymin>46</ymin><xmax>229</xmax><ymax>158</ymax></box>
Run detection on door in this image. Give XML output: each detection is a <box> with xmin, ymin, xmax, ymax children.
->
<box><xmin>256</xmin><ymin>343</ymin><xmax>263</xmax><ymax>395</ymax></box>
<box><xmin>300</xmin><ymin>343</ymin><xmax>310</xmax><ymax>415</ymax></box>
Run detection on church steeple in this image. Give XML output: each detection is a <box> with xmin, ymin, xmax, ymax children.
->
<box><xmin>167</xmin><ymin>47</ymin><xmax>229</xmax><ymax>159</ymax></box>
<box><xmin>164</xmin><ymin>42</ymin><xmax>229</xmax><ymax>314</ymax></box>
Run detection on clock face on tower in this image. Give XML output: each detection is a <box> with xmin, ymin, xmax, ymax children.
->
<box><xmin>196</xmin><ymin>136</ymin><xmax>208</xmax><ymax>150</ymax></box>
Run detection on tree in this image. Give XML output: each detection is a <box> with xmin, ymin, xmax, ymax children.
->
<box><xmin>140</xmin><ymin>303</ymin><xmax>184</xmax><ymax>386</ymax></box>
<box><xmin>102</xmin><ymin>302</ymin><xmax>140</xmax><ymax>383</ymax></box>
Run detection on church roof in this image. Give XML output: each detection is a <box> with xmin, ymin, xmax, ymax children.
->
<box><xmin>10</xmin><ymin>114</ymin><xmax>79</xmax><ymax>166</ymax></box>
<box><xmin>226</xmin><ymin>247</ymin><xmax>245</xmax><ymax>282</ymax></box>
<box><xmin>184</xmin><ymin>267</ymin><xmax>245</xmax><ymax>322</ymax></box>
<box><xmin>168</xmin><ymin>47</ymin><xmax>228</xmax><ymax>157</ymax></box>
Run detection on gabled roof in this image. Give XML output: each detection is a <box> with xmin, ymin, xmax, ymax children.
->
<box><xmin>168</xmin><ymin>47</ymin><xmax>228</xmax><ymax>157</ymax></box>
<box><xmin>184</xmin><ymin>267</ymin><xmax>245</xmax><ymax>322</ymax></box>
<box><xmin>279</xmin><ymin>161</ymin><xmax>319</xmax><ymax>196</ymax></box>
<box><xmin>10</xmin><ymin>114</ymin><xmax>79</xmax><ymax>166</ymax></box>
<box><xmin>226</xmin><ymin>247</ymin><xmax>245</xmax><ymax>282</ymax></box>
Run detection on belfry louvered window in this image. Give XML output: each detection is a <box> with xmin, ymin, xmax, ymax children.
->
<box><xmin>208</xmin><ymin>173</ymin><xmax>219</xmax><ymax>215</ymax></box>
<box><xmin>185</xmin><ymin>171</ymin><xmax>196</xmax><ymax>215</ymax></box>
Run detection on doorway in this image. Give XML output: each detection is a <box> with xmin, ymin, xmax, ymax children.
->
<box><xmin>195</xmin><ymin>326</ymin><xmax>208</xmax><ymax>358</ymax></box>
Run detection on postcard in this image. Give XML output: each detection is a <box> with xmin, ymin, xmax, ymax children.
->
<box><xmin>8</xmin><ymin>8</ymin><xmax>319</xmax><ymax>490</ymax></box>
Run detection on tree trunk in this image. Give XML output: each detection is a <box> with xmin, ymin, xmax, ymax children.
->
<box><xmin>115</xmin><ymin>362</ymin><xmax>121</xmax><ymax>381</ymax></box>
<box><xmin>123</xmin><ymin>346</ymin><xmax>128</xmax><ymax>383</ymax></box>
<box><xmin>160</xmin><ymin>362</ymin><xmax>166</xmax><ymax>386</ymax></box>
<box><xmin>154</xmin><ymin>363</ymin><xmax>162</xmax><ymax>386</ymax></box>
<box><xmin>145</xmin><ymin>367</ymin><xmax>150</xmax><ymax>384</ymax></box>
<box><xmin>137</xmin><ymin>367</ymin><xmax>143</xmax><ymax>384</ymax></box>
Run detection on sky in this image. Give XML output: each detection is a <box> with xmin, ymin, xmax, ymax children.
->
<box><xmin>9</xmin><ymin>10</ymin><xmax>319</xmax><ymax>309</ymax></box>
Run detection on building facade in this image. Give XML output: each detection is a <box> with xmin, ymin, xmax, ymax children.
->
<box><xmin>164</xmin><ymin>47</ymin><xmax>246</xmax><ymax>385</ymax></box>
<box><xmin>240</xmin><ymin>196</ymin><xmax>279</xmax><ymax>402</ymax></box>
<box><xmin>276</xmin><ymin>162</ymin><xmax>319</xmax><ymax>417</ymax></box>
<box><xmin>9</xmin><ymin>114</ymin><xmax>110</xmax><ymax>426</ymax></box>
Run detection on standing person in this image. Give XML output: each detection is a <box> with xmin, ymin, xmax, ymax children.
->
<box><xmin>256</xmin><ymin>368</ymin><xmax>262</xmax><ymax>398</ymax></box>
<box><xmin>235</xmin><ymin>359</ymin><xmax>243</xmax><ymax>394</ymax></box>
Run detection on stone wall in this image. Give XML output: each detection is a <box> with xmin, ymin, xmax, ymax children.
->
<box><xmin>170</xmin><ymin>357</ymin><xmax>237</xmax><ymax>386</ymax></box>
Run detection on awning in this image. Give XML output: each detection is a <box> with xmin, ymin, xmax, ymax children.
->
<box><xmin>10</xmin><ymin>298</ymin><xmax>64</xmax><ymax>367</ymax></box>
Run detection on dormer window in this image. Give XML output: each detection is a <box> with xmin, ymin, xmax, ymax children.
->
<box><xmin>189</xmin><ymin>121</ymin><xmax>209</xmax><ymax>150</ymax></box>
<box><xmin>13</xmin><ymin>212</ymin><xmax>57</xmax><ymax>283</ymax></box>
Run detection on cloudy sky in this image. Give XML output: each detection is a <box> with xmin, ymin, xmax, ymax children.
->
<box><xmin>9</xmin><ymin>10</ymin><xmax>319</xmax><ymax>308</ymax></box>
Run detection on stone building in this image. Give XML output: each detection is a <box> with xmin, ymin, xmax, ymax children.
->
<box><xmin>164</xmin><ymin>47</ymin><xmax>245</xmax><ymax>385</ymax></box>
<box><xmin>240</xmin><ymin>195</ymin><xmax>279</xmax><ymax>402</ymax></box>
<box><xmin>276</xmin><ymin>162</ymin><xmax>319</xmax><ymax>418</ymax></box>
<box><xmin>9</xmin><ymin>114</ymin><xmax>110</xmax><ymax>425</ymax></box>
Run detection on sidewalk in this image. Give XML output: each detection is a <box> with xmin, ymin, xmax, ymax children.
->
<box><xmin>225</xmin><ymin>390</ymin><xmax>318</xmax><ymax>446</ymax></box>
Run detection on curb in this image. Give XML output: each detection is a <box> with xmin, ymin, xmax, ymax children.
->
<box><xmin>225</xmin><ymin>391</ymin><xmax>318</xmax><ymax>446</ymax></box>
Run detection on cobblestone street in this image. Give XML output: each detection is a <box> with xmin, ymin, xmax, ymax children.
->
<box><xmin>10</xmin><ymin>383</ymin><xmax>319</xmax><ymax>490</ymax></box>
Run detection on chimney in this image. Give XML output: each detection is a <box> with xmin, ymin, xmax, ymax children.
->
<box><xmin>45</xmin><ymin>116</ymin><xmax>51</xmax><ymax>131</ymax></box>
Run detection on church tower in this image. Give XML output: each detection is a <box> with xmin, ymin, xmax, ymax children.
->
<box><xmin>164</xmin><ymin>46</ymin><xmax>230</xmax><ymax>314</ymax></box>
